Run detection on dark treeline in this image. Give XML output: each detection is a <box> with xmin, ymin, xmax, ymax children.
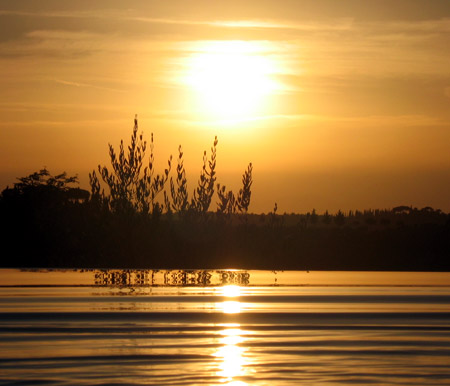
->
<box><xmin>1</xmin><ymin>118</ymin><xmax>449</xmax><ymax>271</ymax></box>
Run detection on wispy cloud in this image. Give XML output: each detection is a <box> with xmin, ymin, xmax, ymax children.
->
<box><xmin>0</xmin><ymin>118</ymin><xmax>131</xmax><ymax>128</ymax></box>
<box><xmin>2</xmin><ymin>7</ymin><xmax>450</xmax><ymax>33</ymax></box>
<box><xmin>0</xmin><ymin>102</ymin><xmax>128</xmax><ymax>112</ymax></box>
<box><xmin>148</xmin><ymin>110</ymin><xmax>448</xmax><ymax>130</ymax></box>
<box><xmin>132</xmin><ymin>16</ymin><xmax>355</xmax><ymax>32</ymax></box>
<box><xmin>53</xmin><ymin>79</ymin><xmax>123</xmax><ymax>93</ymax></box>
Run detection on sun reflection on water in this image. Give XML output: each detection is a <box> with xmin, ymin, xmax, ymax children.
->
<box><xmin>221</xmin><ymin>301</ymin><xmax>242</xmax><ymax>314</ymax></box>
<box><xmin>222</xmin><ymin>285</ymin><xmax>241</xmax><ymax>298</ymax></box>
<box><xmin>215</xmin><ymin>326</ymin><xmax>247</xmax><ymax>385</ymax></box>
<box><xmin>219</xmin><ymin>285</ymin><xmax>243</xmax><ymax>314</ymax></box>
<box><xmin>214</xmin><ymin>286</ymin><xmax>248</xmax><ymax>384</ymax></box>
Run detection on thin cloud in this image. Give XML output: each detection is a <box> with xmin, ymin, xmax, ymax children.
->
<box><xmin>148</xmin><ymin>111</ymin><xmax>448</xmax><ymax>129</ymax></box>
<box><xmin>0</xmin><ymin>102</ymin><xmax>129</xmax><ymax>112</ymax></box>
<box><xmin>0</xmin><ymin>119</ymin><xmax>129</xmax><ymax>128</ymax></box>
<box><xmin>0</xmin><ymin>9</ymin><xmax>352</xmax><ymax>31</ymax></box>
<box><xmin>53</xmin><ymin>79</ymin><xmax>123</xmax><ymax>93</ymax></box>
<box><xmin>2</xmin><ymin>7</ymin><xmax>450</xmax><ymax>34</ymax></box>
<box><xmin>3</xmin><ymin>7</ymin><xmax>449</xmax><ymax>33</ymax></box>
<box><xmin>133</xmin><ymin>17</ymin><xmax>354</xmax><ymax>32</ymax></box>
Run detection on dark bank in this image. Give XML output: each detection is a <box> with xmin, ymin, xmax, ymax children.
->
<box><xmin>1</xmin><ymin>119</ymin><xmax>449</xmax><ymax>271</ymax></box>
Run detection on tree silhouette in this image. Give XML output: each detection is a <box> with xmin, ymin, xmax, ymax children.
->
<box><xmin>3</xmin><ymin>168</ymin><xmax>88</xmax><ymax>204</ymax></box>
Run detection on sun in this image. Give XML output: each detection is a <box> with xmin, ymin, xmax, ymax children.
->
<box><xmin>184</xmin><ymin>41</ymin><xmax>278</xmax><ymax>123</ymax></box>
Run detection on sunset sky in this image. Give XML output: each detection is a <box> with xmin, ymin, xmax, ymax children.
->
<box><xmin>1</xmin><ymin>0</ymin><xmax>449</xmax><ymax>213</ymax></box>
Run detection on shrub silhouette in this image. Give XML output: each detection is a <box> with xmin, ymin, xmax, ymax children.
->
<box><xmin>90</xmin><ymin>118</ymin><xmax>254</xmax><ymax>217</ymax></box>
<box><xmin>216</xmin><ymin>163</ymin><xmax>253</xmax><ymax>217</ymax></box>
<box><xmin>191</xmin><ymin>137</ymin><xmax>218</xmax><ymax>213</ymax></box>
<box><xmin>217</xmin><ymin>184</ymin><xmax>236</xmax><ymax>215</ymax></box>
<box><xmin>90</xmin><ymin>116</ymin><xmax>172</xmax><ymax>215</ymax></box>
<box><xmin>237</xmin><ymin>163</ymin><xmax>253</xmax><ymax>214</ymax></box>
<box><xmin>168</xmin><ymin>145</ymin><xmax>189</xmax><ymax>213</ymax></box>
<box><xmin>2</xmin><ymin>117</ymin><xmax>448</xmax><ymax>271</ymax></box>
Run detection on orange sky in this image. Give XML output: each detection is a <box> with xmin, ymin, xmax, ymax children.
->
<box><xmin>1</xmin><ymin>0</ymin><xmax>449</xmax><ymax>213</ymax></box>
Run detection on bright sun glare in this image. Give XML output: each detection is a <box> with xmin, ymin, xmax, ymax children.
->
<box><xmin>185</xmin><ymin>41</ymin><xmax>278</xmax><ymax>123</ymax></box>
<box><xmin>222</xmin><ymin>285</ymin><xmax>241</xmax><ymax>298</ymax></box>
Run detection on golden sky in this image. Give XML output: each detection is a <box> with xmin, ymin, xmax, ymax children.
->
<box><xmin>1</xmin><ymin>0</ymin><xmax>449</xmax><ymax>213</ymax></box>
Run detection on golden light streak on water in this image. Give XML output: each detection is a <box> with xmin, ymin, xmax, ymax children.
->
<box><xmin>216</xmin><ymin>287</ymin><xmax>248</xmax><ymax>382</ymax></box>
<box><xmin>220</xmin><ymin>300</ymin><xmax>242</xmax><ymax>314</ymax></box>
<box><xmin>219</xmin><ymin>285</ymin><xmax>243</xmax><ymax>314</ymax></box>
<box><xmin>1</xmin><ymin>270</ymin><xmax>450</xmax><ymax>385</ymax></box>
<box><xmin>215</xmin><ymin>326</ymin><xmax>248</xmax><ymax>384</ymax></box>
<box><xmin>222</xmin><ymin>285</ymin><xmax>241</xmax><ymax>298</ymax></box>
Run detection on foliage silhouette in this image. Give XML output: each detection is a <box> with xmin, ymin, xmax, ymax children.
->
<box><xmin>89</xmin><ymin>119</ymin><xmax>254</xmax><ymax>219</ymax></box>
<box><xmin>322</xmin><ymin>210</ymin><xmax>332</xmax><ymax>224</ymax></box>
<box><xmin>334</xmin><ymin>210</ymin><xmax>345</xmax><ymax>226</ymax></box>
<box><xmin>169</xmin><ymin>145</ymin><xmax>189</xmax><ymax>213</ymax></box>
<box><xmin>216</xmin><ymin>184</ymin><xmax>236</xmax><ymax>215</ymax></box>
<box><xmin>1</xmin><ymin>118</ymin><xmax>449</xmax><ymax>271</ymax></box>
<box><xmin>191</xmin><ymin>136</ymin><xmax>218</xmax><ymax>213</ymax></box>
<box><xmin>237</xmin><ymin>163</ymin><xmax>253</xmax><ymax>214</ymax></box>
<box><xmin>91</xmin><ymin>116</ymin><xmax>172</xmax><ymax>215</ymax></box>
<box><xmin>310</xmin><ymin>209</ymin><xmax>318</xmax><ymax>225</ymax></box>
<box><xmin>216</xmin><ymin>163</ymin><xmax>253</xmax><ymax>219</ymax></box>
<box><xmin>2</xmin><ymin>168</ymin><xmax>89</xmax><ymax>205</ymax></box>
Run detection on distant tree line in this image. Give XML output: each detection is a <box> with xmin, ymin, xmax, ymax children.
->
<box><xmin>0</xmin><ymin>117</ymin><xmax>449</xmax><ymax>271</ymax></box>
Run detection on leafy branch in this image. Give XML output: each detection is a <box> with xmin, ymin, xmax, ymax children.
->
<box><xmin>191</xmin><ymin>136</ymin><xmax>218</xmax><ymax>213</ymax></box>
<box><xmin>90</xmin><ymin>116</ymin><xmax>171</xmax><ymax>214</ymax></box>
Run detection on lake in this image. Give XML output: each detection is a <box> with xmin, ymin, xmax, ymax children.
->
<box><xmin>1</xmin><ymin>269</ymin><xmax>449</xmax><ymax>385</ymax></box>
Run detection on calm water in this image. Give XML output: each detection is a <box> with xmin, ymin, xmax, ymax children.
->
<box><xmin>0</xmin><ymin>269</ymin><xmax>450</xmax><ymax>385</ymax></box>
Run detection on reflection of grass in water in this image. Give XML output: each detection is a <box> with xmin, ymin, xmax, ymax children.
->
<box><xmin>93</xmin><ymin>269</ymin><xmax>251</xmax><ymax>287</ymax></box>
